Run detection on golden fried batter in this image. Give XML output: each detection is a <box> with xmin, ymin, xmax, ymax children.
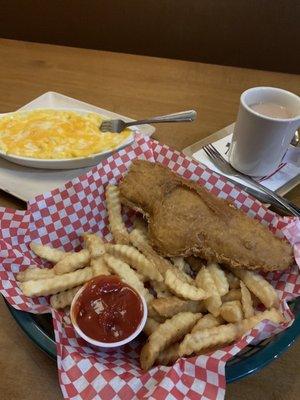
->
<box><xmin>119</xmin><ymin>160</ymin><xmax>293</xmax><ymax>272</ymax></box>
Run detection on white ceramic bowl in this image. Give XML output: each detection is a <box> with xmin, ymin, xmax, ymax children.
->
<box><xmin>70</xmin><ymin>281</ymin><xmax>147</xmax><ymax>348</ymax></box>
<box><xmin>0</xmin><ymin>108</ymin><xmax>135</xmax><ymax>170</ymax></box>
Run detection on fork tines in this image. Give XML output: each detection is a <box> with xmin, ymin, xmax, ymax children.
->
<box><xmin>100</xmin><ymin>121</ymin><xmax>112</xmax><ymax>132</ymax></box>
<box><xmin>203</xmin><ymin>144</ymin><xmax>227</xmax><ymax>163</ymax></box>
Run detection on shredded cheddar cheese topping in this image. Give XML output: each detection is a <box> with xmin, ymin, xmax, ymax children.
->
<box><xmin>0</xmin><ymin>109</ymin><xmax>132</xmax><ymax>159</ymax></box>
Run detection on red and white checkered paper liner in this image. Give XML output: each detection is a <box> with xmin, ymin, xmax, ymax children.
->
<box><xmin>1</xmin><ymin>136</ymin><xmax>300</xmax><ymax>400</ymax></box>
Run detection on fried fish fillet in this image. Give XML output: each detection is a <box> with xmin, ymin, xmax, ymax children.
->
<box><xmin>119</xmin><ymin>160</ymin><xmax>293</xmax><ymax>272</ymax></box>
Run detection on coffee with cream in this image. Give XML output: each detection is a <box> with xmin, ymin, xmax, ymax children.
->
<box><xmin>230</xmin><ymin>86</ymin><xmax>300</xmax><ymax>176</ymax></box>
<box><xmin>250</xmin><ymin>102</ymin><xmax>294</xmax><ymax>119</ymax></box>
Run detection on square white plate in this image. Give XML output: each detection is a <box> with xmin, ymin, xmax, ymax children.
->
<box><xmin>0</xmin><ymin>92</ymin><xmax>155</xmax><ymax>202</ymax></box>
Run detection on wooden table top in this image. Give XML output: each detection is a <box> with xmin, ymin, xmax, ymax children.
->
<box><xmin>0</xmin><ymin>38</ymin><xmax>299</xmax><ymax>400</ymax></box>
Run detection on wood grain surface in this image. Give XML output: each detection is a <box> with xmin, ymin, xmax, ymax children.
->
<box><xmin>0</xmin><ymin>38</ymin><xmax>299</xmax><ymax>399</ymax></box>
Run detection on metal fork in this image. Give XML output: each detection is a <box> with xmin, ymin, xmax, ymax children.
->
<box><xmin>100</xmin><ymin>110</ymin><xmax>196</xmax><ymax>133</ymax></box>
<box><xmin>203</xmin><ymin>143</ymin><xmax>300</xmax><ymax>217</ymax></box>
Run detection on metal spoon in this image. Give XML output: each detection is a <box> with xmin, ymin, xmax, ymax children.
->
<box><xmin>291</xmin><ymin>130</ymin><xmax>300</xmax><ymax>147</ymax></box>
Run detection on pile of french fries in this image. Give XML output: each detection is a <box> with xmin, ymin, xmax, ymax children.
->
<box><xmin>17</xmin><ymin>184</ymin><xmax>285</xmax><ymax>371</ymax></box>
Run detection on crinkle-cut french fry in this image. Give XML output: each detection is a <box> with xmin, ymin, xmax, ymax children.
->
<box><xmin>172</xmin><ymin>266</ymin><xmax>194</xmax><ymax>284</ymax></box>
<box><xmin>165</xmin><ymin>269</ymin><xmax>207</xmax><ymax>301</ymax></box>
<box><xmin>17</xmin><ymin>266</ymin><xmax>55</xmax><ymax>282</ymax></box>
<box><xmin>150</xmin><ymin>280</ymin><xmax>172</xmax><ymax>298</ymax></box>
<box><xmin>140</xmin><ymin>312</ymin><xmax>201</xmax><ymax>370</ymax></box>
<box><xmin>180</xmin><ymin>323</ymin><xmax>238</xmax><ymax>357</ymax></box>
<box><xmin>30</xmin><ymin>242</ymin><xmax>67</xmax><ymax>263</ymax></box>
<box><xmin>204</xmin><ymin>294</ymin><xmax>222</xmax><ymax>317</ymax></box>
<box><xmin>229</xmin><ymin>268</ymin><xmax>279</xmax><ymax>309</ymax></box>
<box><xmin>150</xmin><ymin>296</ymin><xmax>204</xmax><ymax>318</ymax></box>
<box><xmin>171</xmin><ymin>257</ymin><xmax>193</xmax><ymax>276</ymax></box>
<box><xmin>105</xmin><ymin>244</ymin><xmax>162</xmax><ymax>282</ymax></box>
<box><xmin>185</xmin><ymin>256</ymin><xmax>204</xmax><ymax>273</ymax></box>
<box><xmin>226</xmin><ymin>271</ymin><xmax>241</xmax><ymax>289</ymax></box>
<box><xmin>195</xmin><ymin>267</ymin><xmax>218</xmax><ymax>297</ymax></box>
<box><xmin>82</xmin><ymin>233</ymin><xmax>105</xmax><ymax>259</ymax></box>
<box><xmin>181</xmin><ymin>300</ymin><xmax>206</xmax><ymax>314</ymax></box>
<box><xmin>91</xmin><ymin>256</ymin><xmax>111</xmax><ymax>276</ymax></box>
<box><xmin>240</xmin><ymin>281</ymin><xmax>254</xmax><ymax>318</ymax></box>
<box><xmin>168</xmin><ymin>269</ymin><xmax>194</xmax><ymax>285</ymax></box>
<box><xmin>19</xmin><ymin>265</ymin><xmax>96</xmax><ymax>297</ymax></box>
<box><xmin>129</xmin><ymin>229</ymin><xmax>171</xmax><ymax>277</ymax></box>
<box><xmin>179</xmin><ymin>308</ymin><xmax>284</xmax><ymax>356</ymax></box>
<box><xmin>103</xmin><ymin>254</ymin><xmax>153</xmax><ymax>303</ymax></box>
<box><xmin>143</xmin><ymin>318</ymin><xmax>160</xmax><ymax>336</ymax></box>
<box><xmin>171</xmin><ymin>257</ymin><xmax>187</xmax><ymax>271</ymax></box>
<box><xmin>191</xmin><ymin>314</ymin><xmax>224</xmax><ymax>333</ymax></box>
<box><xmin>130</xmin><ymin>226</ymin><xmax>148</xmax><ymax>241</ymax></box>
<box><xmin>130</xmin><ymin>229</ymin><xmax>193</xmax><ymax>283</ymax></box>
<box><xmin>220</xmin><ymin>300</ymin><xmax>243</xmax><ymax>323</ymax></box>
<box><xmin>147</xmin><ymin>303</ymin><xmax>167</xmax><ymax>323</ymax></box>
<box><xmin>50</xmin><ymin>286</ymin><xmax>81</xmax><ymax>309</ymax></box>
<box><xmin>241</xmin><ymin>308</ymin><xmax>283</xmax><ymax>329</ymax></box>
<box><xmin>207</xmin><ymin>263</ymin><xmax>229</xmax><ymax>296</ymax></box>
<box><xmin>156</xmin><ymin>343</ymin><xmax>180</xmax><ymax>366</ymax></box>
<box><xmin>195</xmin><ymin>267</ymin><xmax>222</xmax><ymax>317</ymax></box>
<box><xmin>106</xmin><ymin>184</ymin><xmax>129</xmax><ymax>245</ymax></box>
<box><xmin>222</xmin><ymin>289</ymin><xmax>242</xmax><ymax>303</ymax></box>
<box><xmin>133</xmin><ymin>218</ymin><xmax>148</xmax><ymax>237</ymax></box>
<box><xmin>53</xmin><ymin>249</ymin><xmax>90</xmax><ymax>275</ymax></box>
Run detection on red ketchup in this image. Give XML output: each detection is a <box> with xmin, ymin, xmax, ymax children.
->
<box><xmin>73</xmin><ymin>275</ymin><xmax>143</xmax><ymax>343</ymax></box>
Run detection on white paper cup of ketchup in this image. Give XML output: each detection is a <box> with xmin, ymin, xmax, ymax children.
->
<box><xmin>70</xmin><ymin>275</ymin><xmax>147</xmax><ymax>348</ymax></box>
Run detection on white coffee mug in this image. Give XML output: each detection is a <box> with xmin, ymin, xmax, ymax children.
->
<box><xmin>229</xmin><ymin>87</ymin><xmax>300</xmax><ymax>177</ymax></box>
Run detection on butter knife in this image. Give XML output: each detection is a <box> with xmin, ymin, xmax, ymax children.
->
<box><xmin>223</xmin><ymin>175</ymin><xmax>300</xmax><ymax>215</ymax></box>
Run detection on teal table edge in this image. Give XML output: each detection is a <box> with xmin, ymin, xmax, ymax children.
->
<box><xmin>5</xmin><ymin>298</ymin><xmax>300</xmax><ymax>383</ymax></box>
